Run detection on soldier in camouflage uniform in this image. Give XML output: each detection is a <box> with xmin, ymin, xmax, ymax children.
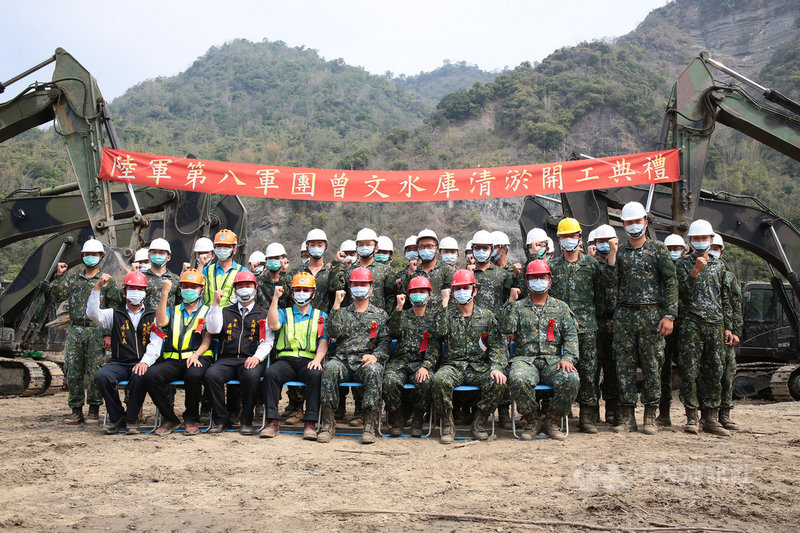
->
<box><xmin>396</xmin><ymin>229</ymin><xmax>454</xmax><ymax>309</ymax></box>
<box><xmin>431</xmin><ymin>269</ymin><xmax>508</xmax><ymax>444</ymax></box>
<box><xmin>383</xmin><ymin>276</ymin><xmax>442</xmax><ymax>437</ymax></box>
<box><xmin>256</xmin><ymin>242</ymin><xmax>292</xmax><ymax>309</ymax></box>
<box><xmin>607</xmin><ymin>202</ymin><xmax>678</xmax><ymax>435</ymax></box>
<box><xmin>659</xmin><ymin>233</ymin><xmax>688</xmax><ymax>426</ymax></box>
<box><xmin>331</xmin><ymin>228</ymin><xmax>396</xmax><ymax>314</ymax></box>
<box><xmin>548</xmin><ymin>218</ymin><xmax>609</xmax><ymax>433</ymax></box>
<box><xmin>592</xmin><ymin>224</ymin><xmax>619</xmax><ymax>425</ymax></box>
<box><xmin>319</xmin><ymin>267</ymin><xmax>390</xmax><ymax>444</ymax></box>
<box><xmin>51</xmin><ymin>239</ymin><xmax>121</xmax><ymax>424</ymax></box>
<box><xmin>143</xmin><ymin>238</ymin><xmax>181</xmax><ymax>311</ymax></box>
<box><xmin>502</xmin><ymin>260</ymin><xmax>579</xmax><ymax>440</ymax></box>
<box><xmin>470</xmin><ymin>230</ymin><xmax>514</xmax><ymax>312</ymax></box>
<box><xmin>714</xmin><ymin>234</ymin><xmax>742</xmax><ymax>431</ymax></box>
<box><xmin>291</xmin><ymin>229</ymin><xmax>344</xmax><ymax>315</ymax></box>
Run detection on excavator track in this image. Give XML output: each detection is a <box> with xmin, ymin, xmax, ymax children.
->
<box><xmin>0</xmin><ymin>357</ymin><xmax>46</xmax><ymax>396</ymax></box>
<box><xmin>38</xmin><ymin>360</ymin><xmax>65</xmax><ymax>395</ymax></box>
<box><xmin>769</xmin><ymin>364</ymin><xmax>800</xmax><ymax>402</ymax></box>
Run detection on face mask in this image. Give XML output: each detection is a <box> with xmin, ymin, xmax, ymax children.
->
<box><xmin>419</xmin><ymin>249</ymin><xmax>436</xmax><ymax>262</ymax></box>
<box><xmin>473</xmin><ymin>249</ymin><xmax>491</xmax><ymax>263</ymax></box>
<box><xmin>405</xmin><ymin>250</ymin><xmax>419</xmax><ymax>261</ymax></box>
<box><xmin>215</xmin><ymin>247</ymin><xmax>233</xmax><ymax>260</ymax></box>
<box><xmin>596</xmin><ymin>242</ymin><xmax>610</xmax><ymax>254</ymax></box>
<box><xmin>309</xmin><ymin>246</ymin><xmax>325</xmax><ymax>259</ymax></box>
<box><xmin>692</xmin><ymin>240</ymin><xmax>710</xmax><ymax>253</ymax></box>
<box><xmin>528</xmin><ymin>278</ymin><xmax>549</xmax><ymax>294</ymax></box>
<box><xmin>669</xmin><ymin>251</ymin><xmax>682</xmax><ymax>261</ymax></box>
<box><xmin>625</xmin><ymin>223</ymin><xmax>645</xmax><ymax>238</ymax></box>
<box><xmin>374</xmin><ymin>253</ymin><xmax>390</xmax><ymax>263</ymax></box>
<box><xmin>441</xmin><ymin>253</ymin><xmax>457</xmax><ymax>266</ymax></box>
<box><xmin>253</xmin><ymin>265</ymin><xmax>265</xmax><ymax>275</ymax></box>
<box><xmin>351</xmin><ymin>286</ymin><xmax>370</xmax><ymax>300</ymax></box>
<box><xmin>150</xmin><ymin>254</ymin><xmax>167</xmax><ymax>266</ymax></box>
<box><xmin>302</xmin><ymin>257</ymin><xmax>310</xmax><ymax>265</ymax></box>
<box><xmin>491</xmin><ymin>248</ymin><xmax>501</xmax><ymax>262</ymax></box>
<box><xmin>181</xmin><ymin>288</ymin><xmax>200</xmax><ymax>303</ymax></box>
<box><xmin>139</xmin><ymin>263</ymin><xmax>151</xmax><ymax>274</ymax></box>
<box><xmin>409</xmin><ymin>292</ymin><xmax>429</xmax><ymax>306</ymax></box>
<box><xmin>236</xmin><ymin>287</ymin><xmax>255</xmax><ymax>302</ymax></box>
<box><xmin>560</xmin><ymin>238</ymin><xmax>580</xmax><ymax>252</ymax></box>
<box><xmin>294</xmin><ymin>290</ymin><xmax>312</xmax><ymax>305</ymax></box>
<box><xmin>126</xmin><ymin>289</ymin><xmax>146</xmax><ymax>306</ymax></box>
<box><xmin>453</xmin><ymin>288</ymin><xmax>474</xmax><ymax>305</ymax></box>
<box><xmin>531</xmin><ymin>247</ymin><xmax>547</xmax><ymax>259</ymax></box>
<box><xmin>266</xmin><ymin>259</ymin><xmax>282</xmax><ymax>272</ymax></box>
<box><xmin>343</xmin><ymin>255</ymin><xmax>356</xmax><ymax>265</ymax></box>
<box><xmin>357</xmin><ymin>246</ymin><xmax>374</xmax><ymax>259</ymax></box>
<box><xmin>708</xmin><ymin>250</ymin><xmax>721</xmax><ymax>259</ymax></box>
<box><xmin>83</xmin><ymin>255</ymin><xmax>101</xmax><ymax>268</ymax></box>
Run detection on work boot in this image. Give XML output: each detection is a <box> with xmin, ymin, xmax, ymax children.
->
<box><xmin>316</xmin><ymin>409</ymin><xmax>336</xmax><ymax>443</ymax></box>
<box><xmin>440</xmin><ymin>411</ymin><xmax>455</xmax><ymax>444</ymax></box>
<box><xmin>470</xmin><ymin>408</ymin><xmax>489</xmax><ymax>441</ymax></box>
<box><xmin>303</xmin><ymin>421</ymin><xmax>317</xmax><ymax>441</ymax></box>
<box><xmin>104</xmin><ymin>417</ymin><xmax>126</xmax><ymax>435</ymax></box>
<box><xmin>719</xmin><ymin>408</ymin><xmax>739</xmax><ymax>431</ymax></box>
<box><xmin>184</xmin><ymin>421</ymin><xmax>201</xmax><ymax>436</ymax></box>
<box><xmin>656</xmin><ymin>402</ymin><xmax>672</xmax><ymax>427</ymax></box>
<box><xmin>701</xmin><ymin>408</ymin><xmax>731</xmax><ymax>436</ymax></box>
<box><xmin>612</xmin><ymin>405</ymin><xmax>636</xmax><ymax>433</ymax></box>
<box><xmin>604</xmin><ymin>400</ymin><xmax>618</xmax><ymax>426</ymax></box>
<box><xmin>360</xmin><ymin>411</ymin><xmax>377</xmax><ymax>444</ymax></box>
<box><xmin>154</xmin><ymin>418</ymin><xmax>179</xmax><ymax>436</ymax></box>
<box><xmin>410</xmin><ymin>410</ymin><xmax>425</xmax><ymax>437</ymax></box>
<box><xmin>123</xmin><ymin>420</ymin><xmax>139</xmax><ymax>435</ymax></box>
<box><xmin>543</xmin><ymin>412</ymin><xmax>566</xmax><ymax>440</ymax></box>
<box><xmin>86</xmin><ymin>405</ymin><xmax>100</xmax><ymax>422</ymax></box>
<box><xmin>285</xmin><ymin>410</ymin><xmax>304</xmax><ymax>425</ymax></box>
<box><xmin>592</xmin><ymin>404</ymin><xmax>601</xmax><ymax>425</ymax></box>
<box><xmin>239</xmin><ymin>423</ymin><xmax>254</xmax><ymax>436</ymax></box>
<box><xmin>579</xmin><ymin>405</ymin><xmax>598</xmax><ymax>434</ymax></box>
<box><xmin>281</xmin><ymin>400</ymin><xmax>300</xmax><ymax>419</ymax></box>
<box><xmin>498</xmin><ymin>404</ymin><xmax>512</xmax><ymax>430</ymax></box>
<box><xmin>387</xmin><ymin>410</ymin><xmax>403</xmax><ymax>437</ymax></box>
<box><xmin>642</xmin><ymin>405</ymin><xmax>658</xmax><ymax>435</ymax></box>
<box><xmin>258</xmin><ymin>419</ymin><xmax>280</xmax><ymax>438</ymax></box>
<box><xmin>684</xmin><ymin>407</ymin><xmax>699</xmax><ymax>434</ymax></box>
<box><xmin>349</xmin><ymin>404</ymin><xmax>363</xmax><ymax>427</ymax></box>
<box><xmin>64</xmin><ymin>407</ymin><xmax>84</xmax><ymax>425</ymax></box>
<box><xmin>520</xmin><ymin>412</ymin><xmax>542</xmax><ymax>440</ymax></box>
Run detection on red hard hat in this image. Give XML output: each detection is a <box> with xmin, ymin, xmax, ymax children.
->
<box><xmin>234</xmin><ymin>269</ymin><xmax>257</xmax><ymax>285</ymax></box>
<box><xmin>451</xmin><ymin>269</ymin><xmax>476</xmax><ymax>288</ymax></box>
<box><xmin>526</xmin><ymin>259</ymin><xmax>551</xmax><ymax>276</ymax></box>
<box><xmin>408</xmin><ymin>276</ymin><xmax>432</xmax><ymax>292</ymax></box>
<box><xmin>349</xmin><ymin>266</ymin><xmax>373</xmax><ymax>283</ymax></box>
<box><xmin>123</xmin><ymin>271</ymin><xmax>148</xmax><ymax>289</ymax></box>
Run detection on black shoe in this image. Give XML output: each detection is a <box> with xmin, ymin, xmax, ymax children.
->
<box><xmin>207</xmin><ymin>423</ymin><xmax>229</xmax><ymax>434</ymax></box>
<box><xmin>239</xmin><ymin>424</ymin><xmax>254</xmax><ymax>435</ymax></box>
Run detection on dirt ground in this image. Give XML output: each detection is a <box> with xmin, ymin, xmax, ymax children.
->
<box><xmin>0</xmin><ymin>391</ymin><xmax>798</xmax><ymax>533</ymax></box>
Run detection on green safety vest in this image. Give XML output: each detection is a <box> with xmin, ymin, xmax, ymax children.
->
<box><xmin>276</xmin><ymin>307</ymin><xmax>322</xmax><ymax>359</ymax></box>
<box><xmin>204</xmin><ymin>264</ymin><xmax>242</xmax><ymax>307</ymax></box>
<box><xmin>163</xmin><ymin>304</ymin><xmax>213</xmax><ymax>359</ymax></box>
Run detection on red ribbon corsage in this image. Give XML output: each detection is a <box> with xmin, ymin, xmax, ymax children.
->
<box><xmin>258</xmin><ymin>319</ymin><xmax>267</xmax><ymax>342</ymax></box>
<box><xmin>318</xmin><ymin>316</ymin><xmax>326</xmax><ymax>338</ymax></box>
<box><xmin>369</xmin><ymin>321</ymin><xmax>378</xmax><ymax>339</ymax></box>
<box><xmin>419</xmin><ymin>331</ymin><xmax>430</xmax><ymax>352</ymax></box>
<box><xmin>547</xmin><ymin>318</ymin><xmax>556</xmax><ymax>342</ymax></box>
<box><xmin>195</xmin><ymin>318</ymin><xmax>205</xmax><ymax>334</ymax></box>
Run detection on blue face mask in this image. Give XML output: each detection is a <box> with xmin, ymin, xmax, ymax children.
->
<box><xmin>669</xmin><ymin>251</ymin><xmax>682</xmax><ymax>261</ymax></box>
<box><xmin>625</xmin><ymin>223</ymin><xmax>645</xmax><ymax>238</ymax></box>
<box><xmin>596</xmin><ymin>242</ymin><xmax>610</xmax><ymax>254</ymax></box>
<box><xmin>181</xmin><ymin>288</ymin><xmax>200</xmax><ymax>303</ymax></box>
<box><xmin>453</xmin><ymin>288</ymin><xmax>474</xmax><ymax>305</ymax></box>
<box><xmin>708</xmin><ymin>250</ymin><xmax>720</xmax><ymax>259</ymax></box>
<box><xmin>473</xmin><ymin>249</ymin><xmax>491</xmax><ymax>263</ymax></box>
<box><xmin>82</xmin><ymin>255</ymin><xmax>100</xmax><ymax>268</ymax></box>
<box><xmin>441</xmin><ymin>253</ymin><xmax>457</xmax><ymax>266</ymax></box>
<box><xmin>692</xmin><ymin>240</ymin><xmax>711</xmax><ymax>253</ymax></box>
<box><xmin>215</xmin><ymin>247</ymin><xmax>233</xmax><ymax>261</ymax></box>
<box><xmin>266</xmin><ymin>259</ymin><xmax>282</xmax><ymax>272</ymax></box>
<box><xmin>150</xmin><ymin>254</ymin><xmax>167</xmax><ymax>266</ymax></box>
<box><xmin>351</xmin><ymin>286</ymin><xmax>370</xmax><ymax>300</ymax></box>
<box><xmin>528</xmin><ymin>278</ymin><xmax>549</xmax><ymax>294</ymax></box>
<box><xmin>374</xmin><ymin>253</ymin><xmax>390</xmax><ymax>263</ymax></box>
<box><xmin>309</xmin><ymin>246</ymin><xmax>325</xmax><ymax>259</ymax></box>
<box><xmin>139</xmin><ymin>263</ymin><xmax>151</xmax><ymax>274</ymax></box>
<box><xmin>418</xmin><ymin>248</ymin><xmax>436</xmax><ymax>262</ymax></box>
<box><xmin>405</xmin><ymin>250</ymin><xmax>419</xmax><ymax>261</ymax></box>
<box><xmin>254</xmin><ymin>265</ymin><xmax>265</xmax><ymax>275</ymax></box>
<box><xmin>409</xmin><ymin>292</ymin><xmax>429</xmax><ymax>306</ymax></box>
<box><xmin>357</xmin><ymin>246</ymin><xmax>374</xmax><ymax>259</ymax></box>
<box><xmin>560</xmin><ymin>238</ymin><xmax>580</xmax><ymax>252</ymax></box>
<box><xmin>302</xmin><ymin>256</ymin><xmax>310</xmax><ymax>265</ymax></box>
<box><xmin>491</xmin><ymin>248</ymin><xmax>501</xmax><ymax>262</ymax></box>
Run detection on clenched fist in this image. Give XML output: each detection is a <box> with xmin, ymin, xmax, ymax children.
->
<box><xmin>56</xmin><ymin>262</ymin><xmax>68</xmax><ymax>275</ymax></box>
<box><xmin>213</xmin><ymin>289</ymin><xmax>225</xmax><ymax>306</ymax></box>
<box><xmin>335</xmin><ymin>290</ymin><xmax>346</xmax><ymax>304</ymax></box>
<box><xmin>396</xmin><ymin>294</ymin><xmax>406</xmax><ymax>310</ymax></box>
<box><xmin>692</xmin><ymin>255</ymin><xmax>707</xmax><ymax>277</ymax></box>
<box><xmin>162</xmin><ymin>279</ymin><xmax>172</xmax><ymax>292</ymax></box>
<box><xmin>273</xmin><ymin>285</ymin><xmax>285</xmax><ymax>299</ymax></box>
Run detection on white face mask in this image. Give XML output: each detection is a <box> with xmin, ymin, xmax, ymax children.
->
<box><xmin>441</xmin><ymin>253</ymin><xmax>457</xmax><ymax>266</ymax></box>
<box><xmin>309</xmin><ymin>246</ymin><xmax>325</xmax><ymax>259</ymax></box>
<box><xmin>138</xmin><ymin>263</ymin><xmax>151</xmax><ymax>274</ymax></box>
<box><xmin>294</xmin><ymin>290</ymin><xmax>312</xmax><ymax>305</ymax></box>
<box><xmin>126</xmin><ymin>289</ymin><xmax>146</xmax><ymax>306</ymax></box>
<box><xmin>236</xmin><ymin>287</ymin><xmax>255</xmax><ymax>302</ymax></box>
<box><xmin>453</xmin><ymin>288</ymin><xmax>474</xmax><ymax>305</ymax></box>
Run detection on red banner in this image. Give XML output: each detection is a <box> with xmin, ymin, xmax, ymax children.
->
<box><xmin>99</xmin><ymin>148</ymin><xmax>679</xmax><ymax>202</ymax></box>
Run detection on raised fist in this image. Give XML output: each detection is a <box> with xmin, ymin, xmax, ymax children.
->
<box><xmin>99</xmin><ymin>273</ymin><xmax>113</xmax><ymax>286</ymax></box>
<box><xmin>273</xmin><ymin>285</ymin><xmax>285</xmax><ymax>299</ymax></box>
<box><xmin>57</xmin><ymin>263</ymin><xmax>68</xmax><ymax>275</ymax></box>
<box><xmin>213</xmin><ymin>289</ymin><xmax>225</xmax><ymax>305</ymax></box>
<box><xmin>335</xmin><ymin>290</ymin><xmax>346</xmax><ymax>304</ymax></box>
<box><xmin>693</xmin><ymin>256</ymin><xmax>708</xmax><ymax>275</ymax></box>
<box><xmin>396</xmin><ymin>294</ymin><xmax>406</xmax><ymax>309</ymax></box>
<box><xmin>336</xmin><ymin>251</ymin><xmax>347</xmax><ymax>262</ymax></box>
<box><xmin>161</xmin><ymin>279</ymin><xmax>172</xmax><ymax>292</ymax></box>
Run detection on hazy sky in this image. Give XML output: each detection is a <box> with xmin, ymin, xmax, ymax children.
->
<box><xmin>1</xmin><ymin>0</ymin><xmax>670</xmax><ymax>102</ymax></box>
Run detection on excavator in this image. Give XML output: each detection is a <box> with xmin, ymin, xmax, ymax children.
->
<box><xmin>519</xmin><ymin>51</ymin><xmax>800</xmax><ymax>401</ymax></box>
<box><xmin>0</xmin><ymin>48</ymin><xmax>248</xmax><ymax>395</ymax></box>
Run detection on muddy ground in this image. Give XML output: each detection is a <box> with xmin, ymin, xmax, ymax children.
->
<box><xmin>0</xmin><ymin>391</ymin><xmax>798</xmax><ymax>532</ymax></box>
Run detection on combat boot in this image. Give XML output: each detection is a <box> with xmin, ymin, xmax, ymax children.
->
<box><xmin>387</xmin><ymin>410</ymin><xmax>403</xmax><ymax>437</ymax></box>
<box><xmin>612</xmin><ymin>405</ymin><xmax>636</xmax><ymax>433</ymax></box>
<box><xmin>497</xmin><ymin>403</ymin><xmax>512</xmax><ymax>430</ymax></box>
<box><xmin>470</xmin><ymin>408</ymin><xmax>489</xmax><ymax>441</ymax></box>
<box><xmin>440</xmin><ymin>411</ymin><xmax>455</xmax><ymax>444</ymax></box>
<box><xmin>579</xmin><ymin>405</ymin><xmax>598</xmax><ymax>434</ymax></box>
<box><xmin>604</xmin><ymin>400</ymin><xmax>618</xmax><ymax>426</ymax></box>
<box><xmin>410</xmin><ymin>409</ymin><xmax>425</xmax><ymax>437</ymax></box>
<box><xmin>316</xmin><ymin>409</ymin><xmax>336</xmax><ymax>443</ymax></box>
<box><xmin>656</xmin><ymin>401</ymin><xmax>672</xmax><ymax>427</ymax></box>
<box><xmin>719</xmin><ymin>408</ymin><xmax>739</xmax><ymax>431</ymax></box>
<box><xmin>592</xmin><ymin>404</ymin><xmax>601</xmax><ymax>425</ymax></box>
<box><xmin>701</xmin><ymin>408</ymin><xmax>731</xmax><ymax>436</ymax></box>
<box><xmin>285</xmin><ymin>410</ymin><xmax>304</xmax><ymax>425</ymax></box>
<box><xmin>543</xmin><ymin>412</ymin><xmax>566</xmax><ymax>440</ymax></box>
<box><xmin>642</xmin><ymin>405</ymin><xmax>658</xmax><ymax>435</ymax></box>
<box><xmin>520</xmin><ymin>411</ymin><xmax>543</xmax><ymax>440</ymax></box>
<box><xmin>684</xmin><ymin>407</ymin><xmax>699</xmax><ymax>434</ymax></box>
<box><xmin>349</xmin><ymin>404</ymin><xmax>363</xmax><ymax>427</ymax></box>
<box><xmin>86</xmin><ymin>405</ymin><xmax>100</xmax><ymax>422</ymax></box>
<box><xmin>64</xmin><ymin>407</ymin><xmax>84</xmax><ymax>425</ymax></box>
<box><xmin>104</xmin><ymin>417</ymin><xmax>125</xmax><ymax>435</ymax></box>
<box><xmin>360</xmin><ymin>411</ymin><xmax>378</xmax><ymax>444</ymax></box>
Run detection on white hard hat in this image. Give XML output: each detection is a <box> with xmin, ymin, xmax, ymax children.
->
<box><xmin>440</xmin><ymin>236</ymin><xmax>458</xmax><ymax>250</ymax></box>
<box><xmin>594</xmin><ymin>224</ymin><xmax>617</xmax><ymax>240</ymax></box>
<box><xmin>193</xmin><ymin>237</ymin><xmax>213</xmax><ymax>253</ymax></box>
<box><xmin>416</xmin><ymin>229</ymin><xmax>439</xmax><ymax>244</ymax></box>
<box><xmin>687</xmin><ymin>219</ymin><xmax>714</xmax><ymax>237</ymax></box>
<box><xmin>149</xmin><ymin>238</ymin><xmax>171</xmax><ymax>253</ymax></box>
<box><xmin>712</xmin><ymin>233</ymin><xmax>725</xmax><ymax>249</ymax></box>
<box><xmin>465</xmin><ymin>240</ymin><xmax>473</xmax><ymax>251</ymax></box>
<box><xmin>82</xmin><ymin>239</ymin><xmax>105</xmax><ymax>254</ymax></box>
<box><xmin>472</xmin><ymin>230</ymin><xmax>493</xmax><ymax>245</ymax></box>
<box><xmin>340</xmin><ymin>239</ymin><xmax>357</xmax><ymax>252</ymax></box>
<box><xmin>526</xmin><ymin>228</ymin><xmax>548</xmax><ymax>245</ymax></box>
<box><xmin>664</xmin><ymin>234</ymin><xmax>687</xmax><ymax>248</ymax></box>
<box><xmin>134</xmin><ymin>248</ymin><xmax>150</xmax><ymax>262</ymax></box>
<box><xmin>305</xmin><ymin>228</ymin><xmax>328</xmax><ymax>243</ymax></box>
<box><xmin>404</xmin><ymin>235</ymin><xmax>418</xmax><ymax>249</ymax></box>
<box><xmin>546</xmin><ymin>237</ymin><xmax>554</xmax><ymax>253</ymax></box>
<box><xmin>491</xmin><ymin>231</ymin><xmax>510</xmax><ymax>246</ymax></box>
<box><xmin>377</xmin><ymin>236</ymin><xmax>393</xmax><ymax>251</ymax></box>
<box><xmin>301</xmin><ymin>242</ymin><xmax>308</xmax><ymax>252</ymax></box>
<box><xmin>249</xmin><ymin>251</ymin><xmax>266</xmax><ymax>264</ymax></box>
<box><xmin>587</xmin><ymin>229</ymin><xmax>596</xmax><ymax>243</ymax></box>
<box><xmin>620</xmin><ymin>201</ymin><xmax>647</xmax><ymax>221</ymax></box>
<box><xmin>265</xmin><ymin>242</ymin><xmax>287</xmax><ymax>257</ymax></box>
<box><xmin>356</xmin><ymin>228</ymin><xmax>378</xmax><ymax>242</ymax></box>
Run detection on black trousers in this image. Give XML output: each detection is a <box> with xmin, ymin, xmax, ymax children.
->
<box><xmin>95</xmin><ymin>361</ymin><xmax>147</xmax><ymax>423</ymax></box>
<box><xmin>142</xmin><ymin>356</ymin><xmax>213</xmax><ymax>423</ymax></box>
<box><xmin>205</xmin><ymin>357</ymin><xmax>265</xmax><ymax>426</ymax></box>
<box><xmin>264</xmin><ymin>356</ymin><xmax>322</xmax><ymax>422</ymax></box>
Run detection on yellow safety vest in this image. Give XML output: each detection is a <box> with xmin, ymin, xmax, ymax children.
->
<box><xmin>163</xmin><ymin>304</ymin><xmax>213</xmax><ymax>359</ymax></box>
<box><xmin>276</xmin><ymin>308</ymin><xmax>322</xmax><ymax>359</ymax></box>
<box><xmin>204</xmin><ymin>264</ymin><xmax>242</xmax><ymax>307</ymax></box>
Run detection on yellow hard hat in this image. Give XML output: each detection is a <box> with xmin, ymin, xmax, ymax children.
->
<box><xmin>292</xmin><ymin>272</ymin><xmax>316</xmax><ymax>289</ymax></box>
<box><xmin>557</xmin><ymin>218</ymin><xmax>582</xmax><ymax>235</ymax></box>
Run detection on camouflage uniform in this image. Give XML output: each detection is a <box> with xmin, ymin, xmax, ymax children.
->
<box><xmin>51</xmin><ymin>270</ymin><xmax>121</xmax><ymax>408</ymax></box>
<box><xmin>610</xmin><ymin>239</ymin><xmax>678</xmax><ymax>407</ymax></box>
<box><xmin>333</xmin><ymin>260</ymin><xmax>395</xmax><ymax>313</ymax></box>
<box><xmin>431</xmin><ymin>305</ymin><xmax>508</xmax><ymax>416</ymax></box>
<box><xmin>501</xmin><ymin>296</ymin><xmax>579</xmax><ymax>416</ymax></box>
<box><xmin>143</xmin><ymin>268</ymin><xmax>180</xmax><ymax>312</ymax></box>
<box><xmin>473</xmin><ymin>264</ymin><xmax>513</xmax><ymax>312</ymax></box>
<box><xmin>383</xmin><ymin>306</ymin><xmax>442</xmax><ymax>413</ymax></box>
<box><xmin>291</xmin><ymin>262</ymin><xmax>344</xmax><ymax>314</ymax></box>
<box><xmin>322</xmin><ymin>303</ymin><xmax>390</xmax><ymax>413</ymax></box>
<box><xmin>396</xmin><ymin>261</ymin><xmax>454</xmax><ymax>310</ymax></box>
<box><xmin>593</xmin><ymin>255</ymin><xmax>618</xmax><ymax>409</ymax></box>
<box><xmin>255</xmin><ymin>272</ymin><xmax>291</xmax><ymax>310</ymax></box>
<box><xmin>661</xmin><ymin>256</ymin><xmax>683</xmax><ymax>412</ymax></box>
<box><xmin>548</xmin><ymin>253</ymin><xmax>607</xmax><ymax>407</ymax></box>
<box><xmin>721</xmin><ymin>267</ymin><xmax>743</xmax><ymax>411</ymax></box>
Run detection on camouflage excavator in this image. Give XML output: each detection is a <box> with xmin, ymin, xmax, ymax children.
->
<box><xmin>0</xmin><ymin>48</ymin><xmax>248</xmax><ymax>395</ymax></box>
<box><xmin>519</xmin><ymin>52</ymin><xmax>800</xmax><ymax>401</ymax></box>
